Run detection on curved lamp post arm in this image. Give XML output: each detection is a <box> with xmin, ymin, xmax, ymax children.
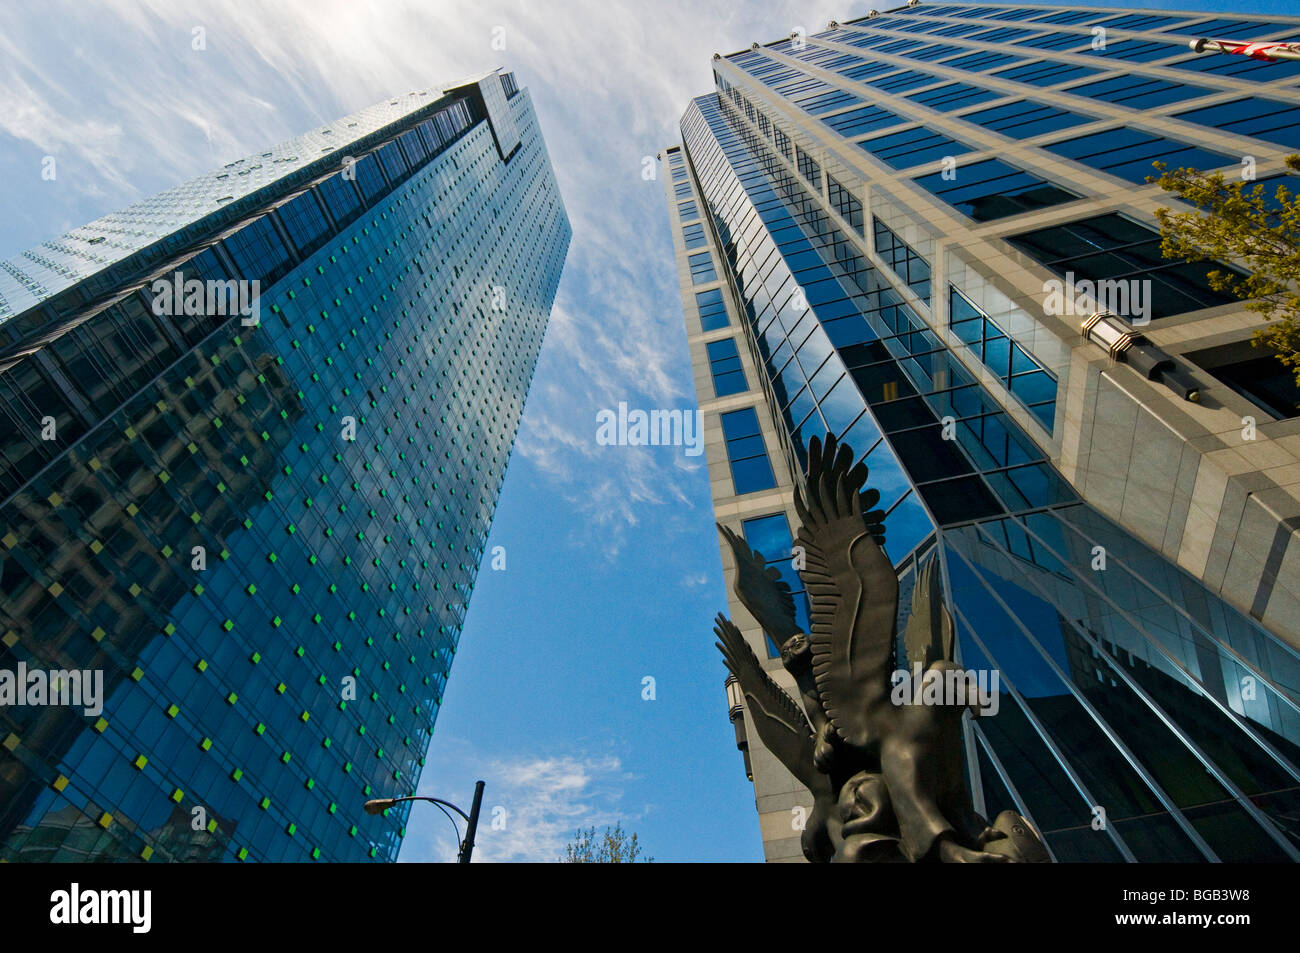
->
<box><xmin>373</xmin><ymin>795</ymin><xmax>472</xmax><ymax>822</ymax></box>
<box><xmin>364</xmin><ymin>780</ymin><xmax>486</xmax><ymax>863</ymax></box>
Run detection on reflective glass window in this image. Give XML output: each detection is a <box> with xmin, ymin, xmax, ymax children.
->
<box><xmin>914</xmin><ymin>159</ymin><xmax>1078</xmax><ymax>222</ymax></box>
<box><xmin>1005</xmin><ymin>213</ymin><xmax>1239</xmax><ymax>319</ymax></box>
<box><xmin>696</xmin><ymin>288</ymin><xmax>729</xmax><ymax>331</ymax></box>
<box><xmin>964</xmin><ymin>99</ymin><xmax>1093</xmax><ymax>139</ymax></box>
<box><xmin>860</xmin><ymin>127</ymin><xmax>971</xmax><ymax>170</ymax></box>
<box><xmin>1043</xmin><ymin>126</ymin><xmax>1233</xmax><ymax>183</ymax></box>
<box><xmin>721</xmin><ymin>406</ymin><xmax>778</xmax><ymax>494</ymax></box>
<box><xmin>873</xmin><ymin>217</ymin><xmax>931</xmax><ymax>303</ymax></box>
<box><xmin>1173</xmin><ymin>98</ymin><xmax>1300</xmax><ymax>150</ymax></box>
<box><xmin>689</xmin><ymin>251</ymin><xmax>717</xmax><ymax>284</ymax></box>
<box><xmin>706</xmin><ymin>337</ymin><xmax>749</xmax><ymax>397</ymax></box>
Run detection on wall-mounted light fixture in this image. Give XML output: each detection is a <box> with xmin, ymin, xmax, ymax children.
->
<box><xmin>1082</xmin><ymin>311</ymin><xmax>1201</xmax><ymax>402</ymax></box>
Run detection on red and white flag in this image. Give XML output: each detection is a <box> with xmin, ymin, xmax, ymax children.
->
<box><xmin>1191</xmin><ymin>37</ymin><xmax>1300</xmax><ymax>63</ymax></box>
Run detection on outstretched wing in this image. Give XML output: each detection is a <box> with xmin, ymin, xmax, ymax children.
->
<box><xmin>717</xmin><ymin>523</ymin><xmax>800</xmax><ymax>645</ymax></box>
<box><xmin>793</xmin><ymin>433</ymin><xmax>896</xmax><ymax>749</ymax></box>
<box><xmin>903</xmin><ymin>558</ymin><xmax>955</xmax><ymax>670</ymax></box>
<box><xmin>714</xmin><ymin>613</ymin><xmax>825</xmax><ymax>795</ymax></box>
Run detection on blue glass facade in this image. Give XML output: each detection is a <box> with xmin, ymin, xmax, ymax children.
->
<box><xmin>674</xmin><ymin>4</ymin><xmax>1300</xmax><ymax>861</ymax></box>
<box><xmin>0</xmin><ymin>71</ymin><xmax>570</xmax><ymax>861</ymax></box>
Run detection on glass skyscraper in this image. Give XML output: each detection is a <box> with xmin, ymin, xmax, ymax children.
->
<box><xmin>664</xmin><ymin>3</ymin><xmax>1300</xmax><ymax>861</ymax></box>
<box><xmin>0</xmin><ymin>70</ymin><xmax>570</xmax><ymax>861</ymax></box>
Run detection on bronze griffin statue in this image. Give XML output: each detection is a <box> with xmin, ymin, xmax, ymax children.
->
<box><xmin>714</xmin><ymin>433</ymin><xmax>1050</xmax><ymax>864</ymax></box>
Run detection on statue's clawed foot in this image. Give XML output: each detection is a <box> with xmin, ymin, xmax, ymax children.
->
<box><xmin>936</xmin><ymin>835</ymin><xmax>1008</xmax><ymax>863</ymax></box>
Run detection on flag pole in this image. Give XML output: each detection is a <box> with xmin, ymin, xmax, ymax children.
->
<box><xmin>1190</xmin><ymin>36</ymin><xmax>1300</xmax><ymax>64</ymax></box>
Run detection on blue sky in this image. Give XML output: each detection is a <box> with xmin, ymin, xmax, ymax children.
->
<box><xmin>0</xmin><ymin>0</ymin><xmax>1292</xmax><ymax>862</ymax></box>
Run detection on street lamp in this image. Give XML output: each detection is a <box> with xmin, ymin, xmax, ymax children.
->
<box><xmin>364</xmin><ymin>779</ymin><xmax>485</xmax><ymax>863</ymax></box>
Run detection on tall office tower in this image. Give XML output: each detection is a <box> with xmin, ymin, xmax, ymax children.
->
<box><xmin>664</xmin><ymin>3</ymin><xmax>1300</xmax><ymax>862</ymax></box>
<box><xmin>0</xmin><ymin>70</ymin><xmax>570</xmax><ymax>861</ymax></box>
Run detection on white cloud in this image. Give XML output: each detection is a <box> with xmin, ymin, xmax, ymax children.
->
<box><xmin>404</xmin><ymin>738</ymin><xmax>641</xmax><ymax>863</ymax></box>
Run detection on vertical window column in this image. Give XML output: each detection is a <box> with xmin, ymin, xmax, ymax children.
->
<box><xmin>721</xmin><ymin>407</ymin><xmax>777</xmax><ymax>495</ymax></box>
